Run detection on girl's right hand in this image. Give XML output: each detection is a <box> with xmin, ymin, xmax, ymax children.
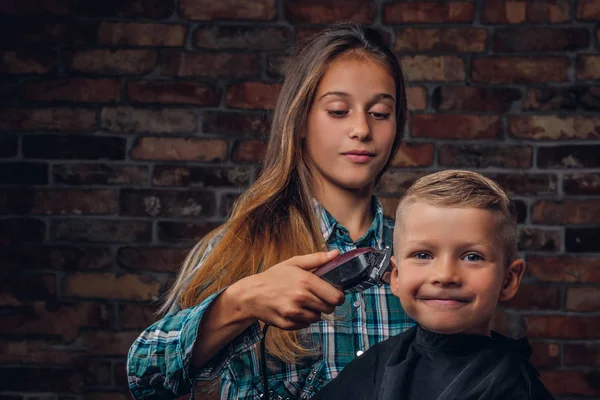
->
<box><xmin>227</xmin><ymin>250</ymin><xmax>346</xmax><ymax>331</ymax></box>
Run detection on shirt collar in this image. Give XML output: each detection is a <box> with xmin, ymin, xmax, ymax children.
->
<box><xmin>312</xmin><ymin>196</ymin><xmax>385</xmax><ymax>247</ymax></box>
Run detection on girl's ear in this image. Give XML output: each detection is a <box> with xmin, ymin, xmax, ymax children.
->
<box><xmin>389</xmin><ymin>256</ymin><xmax>400</xmax><ymax>297</ymax></box>
<box><xmin>498</xmin><ymin>259</ymin><xmax>526</xmax><ymax>302</ymax></box>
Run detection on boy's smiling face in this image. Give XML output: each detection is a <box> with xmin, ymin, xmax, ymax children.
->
<box><xmin>390</xmin><ymin>202</ymin><xmax>524</xmax><ymax>336</ymax></box>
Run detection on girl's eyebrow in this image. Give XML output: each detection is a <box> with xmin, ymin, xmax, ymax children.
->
<box><xmin>318</xmin><ymin>91</ymin><xmax>395</xmax><ymax>102</ymax></box>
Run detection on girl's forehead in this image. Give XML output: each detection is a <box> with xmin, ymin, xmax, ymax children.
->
<box><xmin>316</xmin><ymin>56</ymin><xmax>395</xmax><ymax>96</ymax></box>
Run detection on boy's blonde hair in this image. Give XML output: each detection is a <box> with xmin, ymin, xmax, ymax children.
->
<box><xmin>394</xmin><ymin>169</ymin><xmax>518</xmax><ymax>264</ymax></box>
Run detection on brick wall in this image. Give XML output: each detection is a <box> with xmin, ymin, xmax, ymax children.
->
<box><xmin>1</xmin><ymin>0</ymin><xmax>599</xmax><ymax>398</ymax></box>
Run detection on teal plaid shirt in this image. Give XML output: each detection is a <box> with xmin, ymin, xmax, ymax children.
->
<box><xmin>127</xmin><ymin>197</ymin><xmax>414</xmax><ymax>399</ymax></box>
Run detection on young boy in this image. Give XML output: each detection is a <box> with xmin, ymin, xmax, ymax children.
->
<box><xmin>313</xmin><ymin>170</ymin><xmax>555</xmax><ymax>400</ymax></box>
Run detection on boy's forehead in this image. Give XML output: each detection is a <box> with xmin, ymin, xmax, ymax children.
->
<box><xmin>393</xmin><ymin>201</ymin><xmax>500</xmax><ymax>245</ymax></box>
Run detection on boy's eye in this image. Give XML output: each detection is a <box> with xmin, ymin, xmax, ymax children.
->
<box><xmin>328</xmin><ymin>110</ymin><xmax>348</xmax><ymax>118</ymax></box>
<box><xmin>370</xmin><ymin>112</ymin><xmax>390</xmax><ymax>120</ymax></box>
<box><xmin>413</xmin><ymin>252</ymin><xmax>432</xmax><ymax>260</ymax></box>
<box><xmin>463</xmin><ymin>253</ymin><xmax>483</xmax><ymax>262</ymax></box>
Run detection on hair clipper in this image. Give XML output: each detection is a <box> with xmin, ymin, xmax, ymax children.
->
<box><xmin>314</xmin><ymin>246</ymin><xmax>392</xmax><ymax>293</ymax></box>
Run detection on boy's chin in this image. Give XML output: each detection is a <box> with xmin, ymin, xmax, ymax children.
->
<box><xmin>419</xmin><ymin>322</ymin><xmax>491</xmax><ymax>336</ymax></box>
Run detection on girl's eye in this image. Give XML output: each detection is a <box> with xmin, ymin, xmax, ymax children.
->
<box><xmin>413</xmin><ymin>252</ymin><xmax>432</xmax><ymax>260</ymax></box>
<box><xmin>370</xmin><ymin>112</ymin><xmax>391</xmax><ymax>120</ymax></box>
<box><xmin>463</xmin><ymin>253</ymin><xmax>483</xmax><ymax>262</ymax></box>
<box><xmin>328</xmin><ymin>110</ymin><xmax>348</xmax><ymax>118</ymax></box>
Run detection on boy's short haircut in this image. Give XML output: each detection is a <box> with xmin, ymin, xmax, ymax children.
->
<box><xmin>394</xmin><ymin>169</ymin><xmax>518</xmax><ymax>264</ymax></box>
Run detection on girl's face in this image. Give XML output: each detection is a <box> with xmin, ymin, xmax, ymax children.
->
<box><xmin>305</xmin><ymin>55</ymin><xmax>397</xmax><ymax>194</ymax></box>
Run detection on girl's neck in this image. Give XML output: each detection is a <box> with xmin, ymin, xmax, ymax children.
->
<box><xmin>312</xmin><ymin>182</ymin><xmax>374</xmax><ymax>242</ymax></box>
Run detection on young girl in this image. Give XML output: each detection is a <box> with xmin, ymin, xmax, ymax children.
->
<box><xmin>127</xmin><ymin>22</ymin><xmax>413</xmax><ymax>400</ymax></box>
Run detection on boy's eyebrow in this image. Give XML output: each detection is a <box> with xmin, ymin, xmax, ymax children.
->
<box><xmin>318</xmin><ymin>91</ymin><xmax>395</xmax><ymax>102</ymax></box>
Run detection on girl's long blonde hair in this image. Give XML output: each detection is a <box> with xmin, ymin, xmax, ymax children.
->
<box><xmin>161</xmin><ymin>22</ymin><xmax>407</xmax><ymax>363</ymax></box>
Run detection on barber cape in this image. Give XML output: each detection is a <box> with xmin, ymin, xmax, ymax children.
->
<box><xmin>312</xmin><ymin>325</ymin><xmax>555</xmax><ymax>400</ymax></box>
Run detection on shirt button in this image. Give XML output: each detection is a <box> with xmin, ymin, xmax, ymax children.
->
<box><xmin>356</xmin><ymin>350</ymin><xmax>364</xmax><ymax>356</ymax></box>
<box><xmin>353</xmin><ymin>300</ymin><xmax>360</xmax><ymax>308</ymax></box>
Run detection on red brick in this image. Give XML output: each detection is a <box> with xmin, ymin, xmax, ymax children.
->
<box><xmin>533</xmin><ymin>200</ymin><xmax>600</xmax><ymax>225</ymax></box>
<box><xmin>101</xmin><ymin>107</ymin><xmax>198</xmax><ymax>134</ymax></box>
<box><xmin>503</xmin><ymin>284</ymin><xmax>560</xmax><ymax>310</ymax></box>
<box><xmin>152</xmin><ymin>166</ymin><xmax>252</xmax><ymax>187</ymax></box>
<box><xmin>98</xmin><ymin>22</ymin><xmax>186</xmax><ymax>47</ymax></box>
<box><xmin>494</xmin><ymin>28</ymin><xmax>589</xmax><ymax>53</ymax></box>
<box><xmin>267</xmin><ymin>54</ymin><xmax>289</xmax><ymax>78</ymax></box>
<box><xmin>483</xmin><ymin>0</ymin><xmax>570</xmax><ymax>23</ymax></box>
<box><xmin>523</xmin><ymin>88</ymin><xmax>579</xmax><ymax>111</ymax></box>
<box><xmin>128</xmin><ymin>81</ymin><xmax>218</xmax><ymax>106</ymax></box>
<box><xmin>231</xmin><ymin>140</ymin><xmax>267</xmax><ymax>163</ymax></box>
<box><xmin>158</xmin><ymin>221</ymin><xmax>220</xmax><ymax>242</ymax></box>
<box><xmin>203</xmin><ymin>111</ymin><xmax>271</xmax><ymax>137</ymax></box>
<box><xmin>376</xmin><ymin>171</ymin><xmax>426</xmax><ymax>194</ymax></box>
<box><xmin>180</xmin><ymin>0</ymin><xmax>275</xmax><ymax>20</ymax></box>
<box><xmin>566</xmin><ymin>287</ymin><xmax>600</xmax><ymax>311</ymax></box>
<box><xmin>0</xmin><ymin>340</ymin><xmax>84</xmax><ymax>364</ymax></box>
<box><xmin>64</xmin><ymin>272</ymin><xmax>160</xmax><ymax>301</ymax></box>
<box><xmin>379</xmin><ymin>197</ymin><xmax>401</xmax><ymax>219</ymax></box>
<box><xmin>578</xmin><ymin>0</ymin><xmax>600</xmax><ymax>20</ymax></box>
<box><xmin>161</xmin><ymin>51</ymin><xmax>260</xmax><ymax>78</ymax></box>
<box><xmin>511</xmin><ymin>116</ymin><xmax>600</xmax><ymax>141</ymax></box>
<box><xmin>1</xmin><ymin>367</ymin><xmax>83</xmax><ymax>393</ymax></box>
<box><xmin>53</xmin><ymin>164</ymin><xmax>149</xmax><ymax>186</ymax></box>
<box><xmin>528</xmin><ymin>255</ymin><xmax>600</xmax><ymax>283</ymax></box>
<box><xmin>226</xmin><ymin>82</ymin><xmax>282</xmax><ymax>110</ymax></box>
<box><xmin>23</xmin><ymin>78</ymin><xmax>120</xmax><ymax>103</ymax></box>
<box><xmin>0</xmin><ymin>108</ymin><xmax>96</xmax><ymax>132</ymax></box>
<box><xmin>0</xmin><ymin>50</ymin><xmax>55</xmax><ymax>74</ymax></box>
<box><xmin>400</xmin><ymin>56</ymin><xmax>465</xmax><ymax>81</ymax></box>
<box><xmin>50</xmin><ymin>219</ymin><xmax>152</xmax><ymax>243</ymax></box>
<box><xmin>525</xmin><ymin>315</ymin><xmax>600</xmax><ymax>339</ymax></box>
<box><xmin>66</xmin><ymin>49</ymin><xmax>157</xmax><ymax>74</ymax></box>
<box><xmin>81</xmin><ymin>359</ymin><xmax>111</xmax><ymax>386</ymax></box>
<box><xmin>30</xmin><ymin>190</ymin><xmax>117</xmax><ymax>215</ymax></box>
<box><xmin>529</xmin><ymin>342</ymin><xmax>561</xmax><ymax>368</ymax></box>
<box><xmin>120</xmin><ymin>189</ymin><xmax>216</xmax><ymax>218</ymax></box>
<box><xmin>434</xmin><ymin>86</ymin><xmax>520</xmax><ymax>112</ymax></box>
<box><xmin>411</xmin><ymin>115</ymin><xmax>500</xmax><ymax>139</ymax></box>
<box><xmin>384</xmin><ymin>2</ymin><xmax>474</xmax><ymax>23</ymax></box>
<box><xmin>0</xmin><ymin>246</ymin><xmax>112</xmax><ymax>271</ymax></box>
<box><xmin>285</xmin><ymin>0</ymin><xmax>375</xmax><ymax>23</ymax></box>
<box><xmin>0</xmin><ymin>273</ymin><xmax>55</xmax><ymax>304</ymax></box>
<box><xmin>0</xmin><ymin>218</ymin><xmax>45</xmax><ymax>247</ymax></box>
<box><xmin>564</xmin><ymin>343</ymin><xmax>600</xmax><ymax>366</ymax></box>
<box><xmin>390</xmin><ymin>143</ymin><xmax>433</xmax><ymax>168</ymax></box>
<box><xmin>517</xmin><ymin>228</ymin><xmax>560</xmax><ymax>251</ymax></box>
<box><xmin>472</xmin><ymin>57</ymin><xmax>568</xmax><ymax>83</ymax></box>
<box><xmin>0</xmin><ymin>302</ymin><xmax>110</xmax><ymax>342</ymax></box>
<box><xmin>489</xmin><ymin>310</ymin><xmax>525</xmax><ymax>338</ymax></box>
<box><xmin>0</xmin><ymin>0</ymin><xmax>75</xmax><ymax>15</ymax></box>
<box><xmin>0</xmin><ymin>163</ymin><xmax>47</xmax><ymax>185</ymax></box>
<box><xmin>439</xmin><ymin>144</ymin><xmax>531</xmax><ymax>168</ymax></box>
<box><xmin>395</xmin><ymin>28</ymin><xmax>486</xmax><ymax>53</ymax></box>
<box><xmin>119</xmin><ymin>304</ymin><xmax>160</xmax><ymax>330</ymax></box>
<box><xmin>85</xmin><ymin>331</ymin><xmax>140</xmax><ymax>356</ymax></box>
<box><xmin>406</xmin><ymin>87</ymin><xmax>427</xmax><ymax>111</ymax></box>
<box><xmin>540</xmin><ymin>371</ymin><xmax>600</xmax><ymax>396</ymax></box>
<box><xmin>130</xmin><ymin>137</ymin><xmax>227</xmax><ymax>162</ymax></box>
<box><xmin>77</xmin><ymin>0</ymin><xmax>174</xmax><ymax>18</ymax></box>
<box><xmin>564</xmin><ymin>173</ymin><xmax>600</xmax><ymax>195</ymax></box>
<box><xmin>195</xmin><ymin>26</ymin><xmax>291</xmax><ymax>50</ymax></box>
<box><xmin>486</xmin><ymin>173</ymin><xmax>557</xmax><ymax>196</ymax></box>
<box><xmin>24</xmin><ymin>135</ymin><xmax>125</xmax><ymax>160</ymax></box>
<box><xmin>117</xmin><ymin>247</ymin><xmax>189</xmax><ymax>273</ymax></box>
<box><xmin>86</xmin><ymin>393</ymin><xmax>130</xmax><ymax>400</ymax></box>
<box><xmin>577</xmin><ymin>55</ymin><xmax>600</xmax><ymax>80</ymax></box>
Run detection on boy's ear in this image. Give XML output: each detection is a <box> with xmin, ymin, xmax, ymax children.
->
<box><xmin>389</xmin><ymin>256</ymin><xmax>400</xmax><ymax>297</ymax></box>
<box><xmin>498</xmin><ymin>259</ymin><xmax>526</xmax><ymax>302</ymax></box>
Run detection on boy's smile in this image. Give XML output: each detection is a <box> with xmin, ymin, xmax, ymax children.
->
<box><xmin>391</xmin><ymin>202</ymin><xmax>524</xmax><ymax>336</ymax></box>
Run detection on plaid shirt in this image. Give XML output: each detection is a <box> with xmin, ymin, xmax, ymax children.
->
<box><xmin>127</xmin><ymin>197</ymin><xmax>414</xmax><ymax>399</ymax></box>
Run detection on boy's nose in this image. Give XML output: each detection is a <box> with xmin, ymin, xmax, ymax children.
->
<box><xmin>429</xmin><ymin>260</ymin><xmax>462</xmax><ymax>287</ymax></box>
<box><xmin>349</xmin><ymin>112</ymin><xmax>371</xmax><ymax>141</ymax></box>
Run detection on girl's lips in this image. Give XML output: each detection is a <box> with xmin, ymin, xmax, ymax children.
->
<box><xmin>341</xmin><ymin>151</ymin><xmax>375</xmax><ymax>164</ymax></box>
